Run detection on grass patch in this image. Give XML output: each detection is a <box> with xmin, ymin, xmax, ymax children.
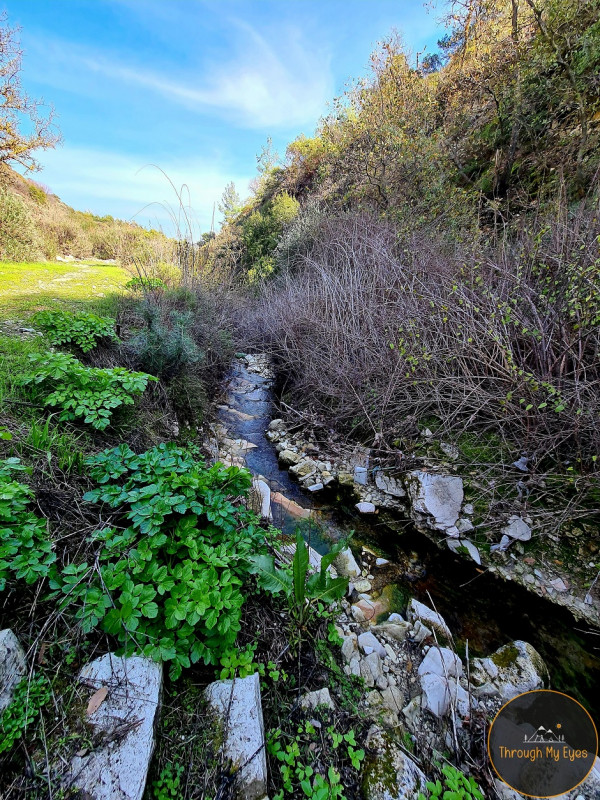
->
<box><xmin>0</xmin><ymin>260</ymin><xmax>129</xmax><ymax>319</ymax></box>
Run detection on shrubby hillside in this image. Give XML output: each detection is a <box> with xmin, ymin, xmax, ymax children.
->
<box><xmin>0</xmin><ymin>164</ymin><xmax>173</xmax><ymax>266</ymax></box>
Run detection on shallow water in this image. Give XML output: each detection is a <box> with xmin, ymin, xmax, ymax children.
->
<box><xmin>218</xmin><ymin>359</ymin><xmax>600</xmax><ymax>719</ymax></box>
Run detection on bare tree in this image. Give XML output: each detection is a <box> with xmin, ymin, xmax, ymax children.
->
<box><xmin>1</xmin><ymin>13</ymin><xmax>61</xmax><ymax>171</ymax></box>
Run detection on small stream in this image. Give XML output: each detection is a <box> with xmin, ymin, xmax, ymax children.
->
<box><xmin>217</xmin><ymin>358</ymin><xmax>600</xmax><ymax>720</ymax></box>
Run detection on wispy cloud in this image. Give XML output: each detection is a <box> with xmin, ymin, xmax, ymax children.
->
<box><xmin>37</xmin><ymin>145</ymin><xmax>254</xmax><ymax>235</ymax></box>
<box><xmin>30</xmin><ymin>18</ymin><xmax>333</xmax><ymax>130</ymax></box>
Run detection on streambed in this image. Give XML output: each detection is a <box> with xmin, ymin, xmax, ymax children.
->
<box><xmin>216</xmin><ymin>356</ymin><xmax>600</xmax><ymax>720</ymax></box>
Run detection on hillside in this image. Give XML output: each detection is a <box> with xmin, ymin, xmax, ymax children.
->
<box><xmin>0</xmin><ymin>163</ymin><xmax>173</xmax><ymax>266</ymax></box>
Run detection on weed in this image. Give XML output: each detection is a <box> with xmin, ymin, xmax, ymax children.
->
<box><xmin>20</xmin><ymin>351</ymin><xmax>156</xmax><ymax>430</ymax></box>
<box><xmin>0</xmin><ymin>674</ymin><xmax>52</xmax><ymax>754</ymax></box>
<box><xmin>33</xmin><ymin>309</ymin><xmax>117</xmax><ymax>353</ymax></box>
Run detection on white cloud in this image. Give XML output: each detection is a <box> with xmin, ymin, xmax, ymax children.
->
<box><xmin>35</xmin><ymin>145</ymin><xmax>254</xmax><ymax>236</ymax></box>
<box><xmin>30</xmin><ymin>19</ymin><xmax>333</xmax><ymax>130</ymax></box>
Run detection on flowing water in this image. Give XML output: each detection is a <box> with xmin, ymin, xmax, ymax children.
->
<box><xmin>218</xmin><ymin>358</ymin><xmax>600</xmax><ymax>719</ymax></box>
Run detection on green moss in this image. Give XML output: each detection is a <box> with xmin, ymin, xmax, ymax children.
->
<box><xmin>491</xmin><ymin>643</ymin><xmax>519</xmax><ymax>668</ymax></box>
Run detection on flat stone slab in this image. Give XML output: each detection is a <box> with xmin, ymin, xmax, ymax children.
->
<box><xmin>0</xmin><ymin>629</ymin><xmax>27</xmax><ymax>713</ymax></box>
<box><xmin>406</xmin><ymin>471</ymin><xmax>463</xmax><ymax>531</ymax></box>
<box><xmin>408</xmin><ymin>599</ymin><xmax>452</xmax><ymax>640</ymax></box>
<box><xmin>205</xmin><ymin>673</ymin><xmax>267</xmax><ymax>800</ymax></box>
<box><xmin>65</xmin><ymin>654</ymin><xmax>162</xmax><ymax>800</ymax></box>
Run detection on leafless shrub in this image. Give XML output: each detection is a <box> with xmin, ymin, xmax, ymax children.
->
<box><xmin>252</xmin><ymin>200</ymin><xmax>600</xmax><ymax>470</ymax></box>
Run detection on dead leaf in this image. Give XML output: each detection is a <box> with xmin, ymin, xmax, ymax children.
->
<box><xmin>37</xmin><ymin>642</ymin><xmax>48</xmax><ymax>665</ymax></box>
<box><xmin>86</xmin><ymin>686</ymin><xmax>108</xmax><ymax>716</ymax></box>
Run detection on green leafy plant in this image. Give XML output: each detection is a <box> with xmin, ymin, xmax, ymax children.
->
<box><xmin>219</xmin><ymin>643</ymin><xmax>258</xmax><ymax>679</ymax></box>
<box><xmin>247</xmin><ymin>533</ymin><xmax>348</xmax><ymax>629</ymax></box>
<box><xmin>33</xmin><ymin>309</ymin><xmax>117</xmax><ymax>353</ymax></box>
<box><xmin>0</xmin><ymin>457</ymin><xmax>55</xmax><ymax>591</ymax></box>
<box><xmin>20</xmin><ymin>352</ymin><xmax>156</xmax><ymax>430</ymax></box>
<box><xmin>418</xmin><ymin>764</ymin><xmax>484</xmax><ymax>800</ymax></box>
<box><xmin>0</xmin><ymin>674</ymin><xmax>52</xmax><ymax>753</ymax></box>
<box><xmin>268</xmin><ymin>722</ymin><xmax>357</xmax><ymax>800</ymax></box>
<box><xmin>48</xmin><ymin>443</ymin><xmax>266</xmax><ymax>679</ymax></box>
<box><xmin>152</xmin><ymin>763</ymin><xmax>184</xmax><ymax>800</ymax></box>
<box><xmin>126</xmin><ymin>275</ymin><xmax>166</xmax><ymax>291</ymax></box>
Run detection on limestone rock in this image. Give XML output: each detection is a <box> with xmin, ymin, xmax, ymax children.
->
<box><xmin>358</xmin><ymin>632</ymin><xmax>387</xmax><ymax>659</ymax></box>
<box><xmin>289</xmin><ymin>460</ymin><xmax>315</xmax><ymax>479</ymax></box>
<box><xmin>406</xmin><ymin>471</ymin><xmax>464</xmax><ymax>531</ymax></box>
<box><xmin>356</xmin><ymin>502</ymin><xmax>377</xmax><ymax>514</ymax></box>
<box><xmin>408</xmin><ymin>599</ymin><xmax>452</xmax><ymax>640</ymax></box>
<box><xmin>420</xmin><ymin>672</ymin><xmax>452</xmax><ymax>717</ymax></box>
<box><xmin>205</xmin><ymin>673</ymin><xmax>267</xmax><ymax>800</ymax></box>
<box><xmin>0</xmin><ymin>629</ymin><xmax>27</xmax><ymax>713</ymax></box>
<box><xmin>354</xmin><ymin>466</ymin><xmax>368</xmax><ymax>485</ymax></box>
<box><xmin>341</xmin><ymin>635</ymin><xmax>358</xmax><ymax>663</ymax></box>
<box><xmin>360</xmin><ymin>652</ymin><xmax>384</xmax><ymax>688</ymax></box>
<box><xmin>418</xmin><ymin>647</ymin><xmax>463</xmax><ymax>679</ymax></box>
<box><xmin>502</xmin><ymin>515</ymin><xmax>532</xmax><ymax>542</ymax></box>
<box><xmin>333</xmin><ymin>548</ymin><xmax>361</xmax><ymax>578</ymax></box>
<box><xmin>470</xmin><ymin>640</ymin><xmax>546</xmax><ymax>702</ymax></box>
<box><xmin>374</xmin><ymin>472</ymin><xmax>406</xmax><ymax>498</ymax></box>
<box><xmin>362</xmin><ymin>727</ymin><xmax>427</xmax><ymax>800</ymax></box>
<box><xmin>250</xmin><ymin>478</ymin><xmax>272</xmax><ymax>521</ymax></box>
<box><xmin>375</xmin><ymin>621</ymin><xmax>411</xmax><ymax>643</ymax></box>
<box><xmin>278</xmin><ymin>449</ymin><xmax>301</xmax><ymax>466</ymax></box>
<box><xmin>447</xmin><ymin>537</ymin><xmax>481</xmax><ymax>566</ymax></box>
<box><xmin>66</xmin><ymin>654</ymin><xmax>163</xmax><ymax>800</ymax></box>
<box><xmin>301</xmin><ymin>687</ymin><xmax>335</xmax><ymax>712</ymax></box>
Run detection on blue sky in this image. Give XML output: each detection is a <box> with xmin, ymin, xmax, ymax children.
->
<box><xmin>5</xmin><ymin>0</ymin><xmax>444</xmax><ymax>235</ymax></box>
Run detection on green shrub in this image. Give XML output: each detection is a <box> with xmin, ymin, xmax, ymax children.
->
<box><xmin>27</xmin><ymin>183</ymin><xmax>47</xmax><ymax>205</ymax></box>
<box><xmin>125</xmin><ymin>276</ymin><xmax>166</xmax><ymax>291</ymax></box>
<box><xmin>33</xmin><ymin>309</ymin><xmax>117</xmax><ymax>353</ymax></box>
<box><xmin>48</xmin><ymin>443</ymin><xmax>266</xmax><ymax>679</ymax></box>
<box><xmin>0</xmin><ymin>458</ymin><xmax>55</xmax><ymax>591</ymax></box>
<box><xmin>0</xmin><ymin>188</ymin><xmax>40</xmax><ymax>261</ymax></box>
<box><xmin>0</xmin><ymin>674</ymin><xmax>52</xmax><ymax>753</ymax></box>
<box><xmin>128</xmin><ymin>302</ymin><xmax>202</xmax><ymax>380</ymax></box>
<box><xmin>20</xmin><ymin>352</ymin><xmax>156</xmax><ymax>430</ymax></box>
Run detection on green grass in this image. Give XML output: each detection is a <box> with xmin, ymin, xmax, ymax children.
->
<box><xmin>0</xmin><ymin>260</ymin><xmax>129</xmax><ymax>319</ymax></box>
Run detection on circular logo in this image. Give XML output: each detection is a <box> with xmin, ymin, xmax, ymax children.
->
<box><xmin>488</xmin><ymin>690</ymin><xmax>598</xmax><ymax>798</ymax></box>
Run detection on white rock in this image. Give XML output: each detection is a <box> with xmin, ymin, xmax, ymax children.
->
<box><xmin>374</xmin><ymin>472</ymin><xmax>406</xmax><ymax>498</ymax></box>
<box><xmin>406</xmin><ymin>471</ymin><xmax>464</xmax><ymax>531</ymax></box>
<box><xmin>341</xmin><ymin>635</ymin><xmax>358</xmax><ymax>663</ymax></box>
<box><xmin>354</xmin><ymin>579</ymin><xmax>372</xmax><ymax>592</ymax></box>
<box><xmin>268</xmin><ymin>419</ymin><xmax>285</xmax><ymax>431</ymax></box>
<box><xmin>447</xmin><ymin>537</ymin><xmax>481</xmax><ymax>565</ymax></box>
<box><xmin>387</xmin><ymin>613</ymin><xmax>404</xmax><ymax>623</ymax></box>
<box><xmin>463</xmin><ymin>503</ymin><xmax>474</xmax><ymax>515</ymax></box>
<box><xmin>375</xmin><ymin>558</ymin><xmax>390</xmax><ymax>567</ymax></box>
<box><xmin>301</xmin><ymin>688</ymin><xmax>335</xmax><ymax>711</ymax></box>
<box><xmin>418</xmin><ymin>647</ymin><xmax>463</xmax><ymax>679</ymax></box>
<box><xmin>0</xmin><ymin>629</ymin><xmax>27</xmax><ymax>713</ymax></box>
<box><xmin>502</xmin><ymin>515</ymin><xmax>532</xmax><ymax>542</ymax></box>
<box><xmin>408</xmin><ymin>599</ymin><xmax>452</xmax><ymax>640</ymax></box>
<box><xmin>362</xmin><ymin>724</ymin><xmax>427</xmax><ymax>800</ymax></box>
<box><xmin>360</xmin><ymin>652</ymin><xmax>383</xmax><ymax>688</ymax></box>
<box><xmin>205</xmin><ymin>673</ymin><xmax>267</xmax><ymax>800</ymax></box>
<box><xmin>380</xmin><ymin>685</ymin><xmax>404</xmax><ymax>715</ymax></box>
<box><xmin>358</xmin><ymin>632</ymin><xmax>387</xmax><ymax>659</ymax></box>
<box><xmin>412</xmin><ymin>620</ymin><xmax>433</xmax><ymax>644</ymax></box>
<box><xmin>333</xmin><ymin>548</ymin><xmax>361</xmax><ymax>579</ymax></box>
<box><xmin>354</xmin><ymin>466</ymin><xmax>368</xmax><ymax>485</ymax></box>
<box><xmin>440</xmin><ymin>442</ymin><xmax>459</xmax><ymax>460</ymax></box>
<box><xmin>420</xmin><ymin>672</ymin><xmax>451</xmax><ymax>718</ymax></box>
<box><xmin>355</xmin><ymin>502</ymin><xmax>377</xmax><ymax>514</ymax></box>
<box><xmin>66</xmin><ymin>654</ymin><xmax>163</xmax><ymax>800</ymax></box>
<box><xmin>471</xmin><ymin>641</ymin><xmax>546</xmax><ymax>702</ymax></box>
<box><xmin>250</xmin><ymin>478</ymin><xmax>272</xmax><ymax>521</ymax></box>
<box><xmin>456</xmin><ymin>518</ymin><xmax>474</xmax><ymax>534</ymax></box>
<box><xmin>307</xmin><ymin>482</ymin><xmax>324</xmax><ymax>492</ymax></box>
<box><xmin>402</xmin><ymin>696</ymin><xmax>422</xmax><ymax>734</ymax></box>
